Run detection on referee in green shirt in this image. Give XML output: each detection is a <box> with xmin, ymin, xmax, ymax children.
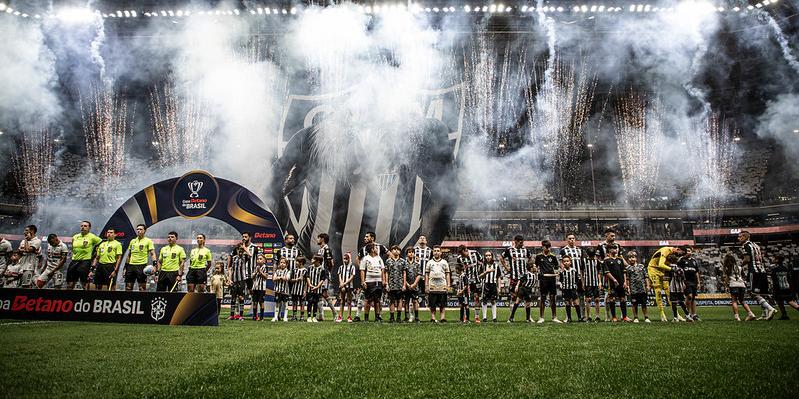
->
<box><xmin>92</xmin><ymin>228</ymin><xmax>123</xmax><ymax>290</ymax></box>
<box><xmin>125</xmin><ymin>224</ymin><xmax>157</xmax><ymax>291</ymax></box>
<box><xmin>187</xmin><ymin>234</ymin><xmax>212</xmax><ymax>293</ymax></box>
<box><xmin>156</xmin><ymin>231</ymin><xmax>186</xmax><ymax>292</ymax></box>
<box><xmin>66</xmin><ymin>221</ymin><xmax>103</xmax><ymax>290</ymax></box>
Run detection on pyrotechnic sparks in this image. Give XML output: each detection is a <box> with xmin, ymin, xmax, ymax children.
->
<box><xmin>79</xmin><ymin>83</ymin><xmax>133</xmax><ymax>190</ymax></box>
<box><xmin>686</xmin><ymin>112</ymin><xmax>735</xmax><ymax>218</ymax></box>
<box><xmin>613</xmin><ymin>89</ymin><xmax>664</xmax><ymax>203</ymax></box>
<box><xmin>149</xmin><ymin>79</ymin><xmax>212</xmax><ymax>169</ymax></box>
<box><xmin>531</xmin><ymin>55</ymin><xmax>598</xmax><ymax>201</ymax></box>
<box><xmin>11</xmin><ymin>128</ymin><xmax>55</xmax><ymax>206</ymax></box>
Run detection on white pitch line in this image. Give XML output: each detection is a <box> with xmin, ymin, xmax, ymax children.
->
<box><xmin>0</xmin><ymin>320</ymin><xmax>59</xmax><ymax>326</ymax></box>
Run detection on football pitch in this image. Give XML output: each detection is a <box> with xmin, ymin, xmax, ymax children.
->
<box><xmin>1</xmin><ymin>306</ymin><xmax>797</xmax><ymax>398</ymax></box>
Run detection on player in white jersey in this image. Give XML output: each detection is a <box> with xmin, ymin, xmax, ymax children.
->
<box><xmin>36</xmin><ymin>234</ymin><xmax>69</xmax><ymax>289</ymax></box>
<box><xmin>0</xmin><ymin>235</ymin><xmax>12</xmax><ymax>286</ymax></box>
<box><xmin>17</xmin><ymin>225</ymin><xmax>42</xmax><ymax>288</ymax></box>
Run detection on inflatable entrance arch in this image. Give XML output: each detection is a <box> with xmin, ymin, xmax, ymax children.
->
<box><xmin>101</xmin><ymin>170</ymin><xmax>284</xmax><ymax>316</ymax></box>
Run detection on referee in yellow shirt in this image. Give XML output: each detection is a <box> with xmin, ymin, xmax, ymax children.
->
<box><xmin>187</xmin><ymin>234</ymin><xmax>212</xmax><ymax>293</ymax></box>
<box><xmin>156</xmin><ymin>231</ymin><xmax>186</xmax><ymax>292</ymax></box>
<box><xmin>125</xmin><ymin>224</ymin><xmax>157</xmax><ymax>291</ymax></box>
<box><xmin>66</xmin><ymin>221</ymin><xmax>103</xmax><ymax>290</ymax></box>
<box><xmin>92</xmin><ymin>228</ymin><xmax>123</xmax><ymax>291</ymax></box>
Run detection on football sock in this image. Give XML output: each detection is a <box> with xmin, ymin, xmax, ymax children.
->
<box><xmin>491</xmin><ymin>304</ymin><xmax>497</xmax><ymax>320</ymax></box>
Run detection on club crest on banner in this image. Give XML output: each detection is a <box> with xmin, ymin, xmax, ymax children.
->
<box><xmin>150</xmin><ymin>297</ymin><xmax>167</xmax><ymax>321</ymax></box>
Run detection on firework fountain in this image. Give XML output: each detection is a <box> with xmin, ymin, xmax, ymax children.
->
<box><xmin>79</xmin><ymin>83</ymin><xmax>134</xmax><ymax>194</ymax></box>
<box><xmin>149</xmin><ymin>79</ymin><xmax>212</xmax><ymax>170</ymax></box>
<box><xmin>11</xmin><ymin>128</ymin><xmax>55</xmax><ymax>207</ymax></box>
<box><xmin>613</xmin><ymin>89</ymin><xmax>664</xmax><ymax>204</ymax></box>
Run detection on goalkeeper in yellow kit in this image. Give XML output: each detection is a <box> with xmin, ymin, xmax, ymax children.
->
<box><xmin>647</xmin><ymin>246</ymin><xmax>686</xmax><ymax>322</ymax></box>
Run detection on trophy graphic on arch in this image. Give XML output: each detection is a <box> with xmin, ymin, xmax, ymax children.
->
<box><xmin>188</xmin><ymin>180</ymin><xmax>203</xmax><ymax>198</ymax></box>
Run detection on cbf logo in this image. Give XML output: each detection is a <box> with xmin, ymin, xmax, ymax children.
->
<box><xmin>150</xmin><ymin>297</ymin><xmax>167</xmax><ymax>321</ymax></box>
<box><xmin>188</xmin><ymin>180</ymin><xmax>203</xmax><ymax>198</ymax></box>
<box><xmin>172</xmin><ymin>171</ymin><xmax>219</xmax><ymax>219</ymax></box>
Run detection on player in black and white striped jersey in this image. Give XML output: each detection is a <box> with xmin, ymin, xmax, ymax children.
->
<box><xmin>337</xmin><ymin>252</ymin><xmax>357</xmax><ymax>323</ymax></box>
<box><xmin>227</xmin><ymin>244</ymin><xmax>251</xmax><ymax>320</ymax></box>
<box><xmin>560</xmin><ymin>234</ymin><xmax>584</xmax><ymax>317</ymax></box>
<box><xmin>276</xmin><ymin>233</ymin><xmax>299</xmax><ymax>271</ymax></box>
<box><xmin>581</xmin><ymin>248</ymin><xmax>603</xmax><ymax>322</ymax></box>
<box><xmin>739</xmin><ymin>231</ymin><xmax>777</xmax><ymax>321</ymax></box>
<box><xmin>316</xmin><ymin>233</ymin><xmax>337</xmax><ymax>322</ymax></box>
<box><xmin>595</xmin><ymin>228</ymin><xmax>622</xmax><ymax>321</ymax></box>
<box><xmin>306</xmin><ymin>255</ymin><xmax>328</xmax><ymax>322</ymax></box>
<box><xmin>501</xmin><ymin>235</ymin><xmax>531</xmax><ymax>307</ymax></box>
<box><xmin>479</xmin><ymin>251</ymin><xmax>503</xmax><ymax>323</ymax></box>
<box><xmin>233</xmin><ymin>232</ymin><xmax>259</xmax><ymax>297</ymax></box>
<box><xmin>509</xmin><ymin>263</ymin><xmax>537</xmax><ymax>323</ymax></box>
<box><xmin>559</xmin><ymin>255</ymin><xmax>582</xmax><ymax>322</ymax></box>
<box><xmin>414</xmin><ymin>235</ymin><xmax>432</xmax><ymax>306</ymax></box>
<box><xmin>289</xmin><ymin>256</ymin><xmax>308</xmax><ymax>321</ymax></box>
<box><xmin>457</xmin><ymin>245</ymin><xmax>483</xmax><ymax>323</ymax></box>
<box><xmin>271</xmin><ymin>258</ymin><xmax>291</xmax><ymax>322</ymax></box>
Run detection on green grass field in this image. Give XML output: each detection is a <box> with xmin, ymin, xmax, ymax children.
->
<box><xmin>1</xmin><ymin>306</ymin><xmax>798</xmax><ymax>398</ymax></box>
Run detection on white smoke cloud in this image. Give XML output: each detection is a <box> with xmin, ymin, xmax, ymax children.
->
<box><xmin>757</xmin><ymin>93</ymin><xmax>799</xmax><ymax>173</ymax></box>
<box><xmin>0</xmin><ymin>18</ymin><xmax>61</xmax><ymax>132</ymax></box>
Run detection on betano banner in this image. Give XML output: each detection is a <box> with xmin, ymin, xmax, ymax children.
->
<box><xmin>0</xmin><ymin>288</ymin><xmax>219</xmax><ymax>326</ymax></box>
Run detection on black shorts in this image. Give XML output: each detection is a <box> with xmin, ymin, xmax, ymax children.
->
<box><xmin>365</xmin><ymin>282</ymin><xmax>383</xmax><ymax>301</ymax></box>
<box><xmin>518</xmin><ymin>286</ymin><xmax>535</xmax><ymax>301</ymax></box>
<box><xmin>186</xmin><ymin>268</ymin><xmax>207</xmax><ymax>285</ymax></box>
<box><xmin>428</xmin><ymin>292</ymin><xmax>447</xmax><ymax>309</ymax></box>
<box><xmin>156</xmin><ymin>271</ymin><xmax>179</xmax><ymax>292</ymax></box>
<box><xmin>338</xmin><ymin>287</ymin><xmax>353</xmax><ymax>298</ymax></box>
<box><xmin>729</xmin><ymin>287</ymin><xmax>746</xmax><ymax>301</ymax></box>
<box><xmin>230</xmin><ymin>280</ymin><xmax>249</xmax><ymax>297</ymax></box>
<box><xmin>749</xmin><ymin>273</ymin><xmax>770</xmax><ymax>295</ymax></box>
<box><xmin>93</xmin><ymin>263</ymin><xmax>116</xmax><ymax>286</ymax></box>
<box><xmin>671</xmin><ymin>292</ymin><xmax>685</xmax><ymax>302</ymax></box>
<box><xmin>306</xmin><ymin>293</ymin><xmax>320</xmax><ymax>305</ymax></box>
<box><xmin>562</xmin><ymin>289</ymin><xmax>578</xmax><ymax>301</ymax></box>
<box><xmin>630</xmin><ymin>292</ymin><xmax>647</xmax><ymax>305</ymax></box>
<box><xmin>417</xmin><ymin>281</ymin><xmax>426</xmax><ymax>296</ymax></box>
<box><xmin>469</xmin><ymin>283</ymin><xmax>480</xmax><ymax>295</ymax></box>
<box><xmin>404</xmin><ymin>289</ymin><xmax>419</xmax><ymax>301</ymax></box>
<box><xmin>291</xmin><ymin>294</ymin><xmax>306</xmax><ymax>304</ymax></box>
<box><xmin>251</xmin><ymin>290</ymin><xmax>265</xmax><ymax>303</ymax></box>
<box><xmin>583</xmin><ymin>286</ymin><xmax>600</xmax><ymax>298</ymax></box>
<box><xmin>608</xmin><ymin>285</ymin><xmax>625</xmax><ymax>299</ymax></box>
<box><xmin>66</xmin><ymin>259</ymin><xmax>91</xmax><ymax>284</ymax></box>
<box><xmin>125</xmin><ymin>264</ymin><xmax>147</xmax><ymax>284</ymax></box>
<box><xmin>774</xmin><ymin>290</ymin><xmax>794</xmax><ymax>302</ymax></box>
<box><xmin>388</xmin><ymin>290</ymin><xmax>403</xmax><ymax>301</ymax></box>
<box><xmin>458</xmin><ymin>296</ymin><xmax>468</xmax><ymax>306</ymax></box>
<box><xmin>275</xmin><ymin>293</ymin><xmax>290</xmax><ymax>302</ymax></box>
<box><xmin>684</xmin><ymin>283</ymin><xmax>698</xmax><ymax>296</ymax></box>
<box><xmin>540</xmin><ymin>276</ymin><xmax>557</xmax><ymax>297</ymax></box>
<box><xmin>482</xmin><ymin>283</ymin><xmax>498</xmax><ymax>302</ymax></box>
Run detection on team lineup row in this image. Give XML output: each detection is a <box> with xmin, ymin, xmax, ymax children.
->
<box><xmin>2</xmin><ymin>222</ymin><xmax>798</xmax><ymax>323</ymax></box>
